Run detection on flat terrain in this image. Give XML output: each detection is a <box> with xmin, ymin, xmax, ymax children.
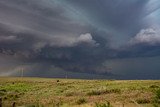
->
<box><xmin>0</xmin><ymin>77</ymin><xmax>160</xmax><ymax>107</ymax></box>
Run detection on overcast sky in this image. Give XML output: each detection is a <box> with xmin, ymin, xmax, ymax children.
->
<box><xmin>0</xmin><ymin>0</ymin><xmax>160</xmax><ymax>79</ymax></box>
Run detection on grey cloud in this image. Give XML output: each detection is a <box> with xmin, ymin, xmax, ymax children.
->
<box><xmin>0</xmin><ymin>35</ymin><xmax>18</xmax><ymax>42</ymax></box>
<box><xmin>75</xmin><ymin>33</ymin><xmax>99</xmax><ymax>47</ymax></box>
<box><xmin>46</xmin><ymin>33</ymin><xmax>99</xmax><ymax>48</ymax></box>
<box><xmin>130</xmin><ymin>28</ymin><xmax>160</xmax><ymax>45</ymax></box>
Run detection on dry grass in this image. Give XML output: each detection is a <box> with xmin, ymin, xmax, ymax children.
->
<box><xmin>0</xmin><ymin>77</ymin><xmax>160</xmax><ymax>107</ymax></box>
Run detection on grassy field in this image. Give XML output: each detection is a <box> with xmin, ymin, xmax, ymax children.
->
<box><xmin>0</xmin><ymin>77</ymin><xmax>160</xmax><ymax>107</ymax></box>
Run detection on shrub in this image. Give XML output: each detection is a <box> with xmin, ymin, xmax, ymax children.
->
<box><xmin>0</xmin><ymin>91</ymin><xmax>5</xmax><ymax>96</ymax></box>
<box><xmin>149</xmin><ymin>85</ymin><xmax>159</xmax><ymax>88</ymax></box>
<box><xmin>107</xmin><ymin>89</ymin><xmax>121</xmax><ymax>93</ymax></box>
<box><xmin>65</xmin><ymin>92</ymin><xmax>75</xmax><ymax>96</ymax></box>
<box><xmin>0</xmin><ymin>89</ymin><xmax>7</xmax><ymax>92</ymax></box>
<box><xmin>0</xmin><ymin>89</ymin><xmax>7</xmax><ymax>96</ymax></box>
<box><xmin>95</xmin><ymin>102</ymin><xmax>112</xmax><ymax>107</ymax></box>
<box><xmin>76</xmin><ymin>98</ymin><xmax>87</xmax><ymax>105</ymax></box>
<box><xmin>87</xmin><ymin>89</ymin><xmax>121</xmax><ymax>96</ymax></box>
<box><xmin>136</xmin><ymin>98</ymin><xmax>150</xmax><ymax>104</ymax></box>
<box><xmin>6</xmin><ymin>93</ymin><xmax>19</xmax><ymax>100</ymax></box>
<box><xmin>156</xmin><ymin>89</ymin><xmax>160</xmax><ymax>99</ymax></box>
<box><xmin>152</xmin><ymin>89</ymin><xmax>160</xmax><ymax>106</ymax></box>
<box><xmin>153</xmin><ymin>103</ymin><xmax>159</xmax><ymax>107</ymax></box>
<box><xmin>153</xmin><ymin>89</ymin><xmax>160</xmax><ymax>104</ymax></box>
<box><xmin>25</xmin><ymin>105</ymin><xmax>36</xmax><ymax>107</ymax></box>
<box><xmin>87</xmin><ymin>90</ymin><xmax>103</xmax><ymax>96</ymax></box>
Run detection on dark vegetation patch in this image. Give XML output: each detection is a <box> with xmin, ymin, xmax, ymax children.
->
<box><xmin>76</xmin><ymin>98</ymin><xmax>87</xmax><ymax>105</ymax></box>
<box><xmin>87</xmin><ymin>89</ymin><xmax>121</xmax><ymax>96</ymax></box>
<box><xmin>136</xmin><ymin>98</ymin><xmax>150</xmax><ymax>104</ymax></box>
<box><xmin>153</xmin><ymin>89</ymin><xmax>160</xmax><ymax>104</ymax></box>
<box><xmin>149</xmin><ymin>85</ymin><xmax>159</xmax><ymax>88</ymax></box>
<box><xmin>95</xmin><ymin>101</ymin><xmax>112</xmax><ymax>107</ymax></box>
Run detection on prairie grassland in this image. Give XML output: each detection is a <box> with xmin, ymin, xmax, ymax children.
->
<box><xmin>0</xmin><ymin>77</ymin><xmax>160</xmax><ymax>107</ymax></box>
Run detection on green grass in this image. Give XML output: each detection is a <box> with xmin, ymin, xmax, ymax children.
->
<box><xmin>0</xmin><ymin>77</ymin><xmax>160</xmax><ymax>107</ymax></box>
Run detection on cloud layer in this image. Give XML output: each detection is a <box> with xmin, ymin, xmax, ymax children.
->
<box><xmin>0</xmin><ymin>0</ymin><xmax>160</xmax><ymax>79</ymax></box>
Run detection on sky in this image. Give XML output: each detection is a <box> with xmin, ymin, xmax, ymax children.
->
<box><xmin>0</xmin><ymin>0</ymin><xmax>160</xmax><ymax>79</ymax></box>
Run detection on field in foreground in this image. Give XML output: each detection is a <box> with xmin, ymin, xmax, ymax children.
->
<box><xmin>0</xmin><ymin>77</ymin><xmax>160</xmax><ymax>107</ymax></box>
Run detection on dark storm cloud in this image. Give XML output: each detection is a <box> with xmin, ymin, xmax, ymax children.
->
<box><xmin>0</xmin><ymin>0</ymin><xmax>160</xmax><ymax>79</ymax></box>
<box><xmin>0</xmin><ymin>0</ymin><xmax>113</xmax><ymax>77</ymax></box>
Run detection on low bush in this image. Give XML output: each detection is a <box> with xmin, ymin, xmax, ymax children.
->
<box><xmin>153</xmin><ymin>89</ymin><xmax>160</xmax><ymax>104</ymax></box>
<box><xmin>95</xmin><ymin>102</ymin><xmax>112</xmax><ymax>107</ymax></box>
<box><xmin>65</xmin><ymin>92</ymin><xmax>75</xmax><ymax>96</ymax></box>
<box><xmin>0</xmin><ymin>91</ymin><xmax>5</xmax><ymax>96</ymax></box>
<box><xmin>0</xmin><ymin>89</ymin><xmax>7</xmax><ymax>96</ymax></box>
<box><xmin>107</xmin><ymin>89</ymin><xmax>121</xmax><ymax>93</ymax></box>
<box><xmin>87</xmin><ymin>89</ymin><xmax>121</xmax><ymax>96</ymax></box>
<box><xmin>152</xmin><ymin>89</ymin><xmax>160</xmax><ymax>107</ymax></box>
<box><xmin>156</xmin><ymin>89</ymin><xmax>160</xmax><ymax>99</ymax></box>
<box><xmin>136</xmin><ymin>98</ymin><xmax>150</xmax><ymax>104</ymax></box>
<box><xmin>149</xmin><ymin>85</ymin><xmax>159</xmax><ymax>88</ymax></box>
<box><xmin>87</xmin><ymin>90</ymin><xmax>103</xmax><ymax>96</ymax></box>
<box><xmin>76</xmin><ymin>98</ymin><xmax>87</xmax><ymax>105</ymax></box>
